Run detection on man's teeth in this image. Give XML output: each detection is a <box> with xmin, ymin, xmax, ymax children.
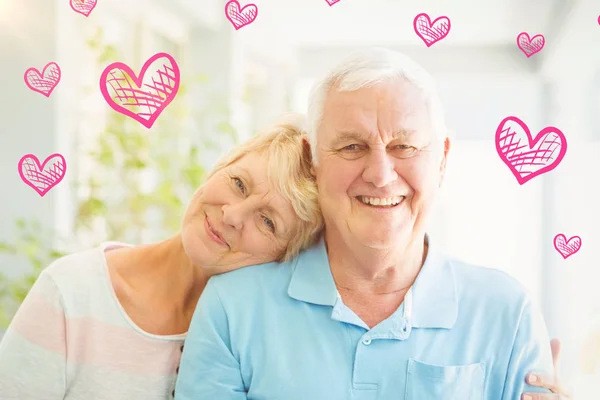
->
<box><xmin>358</xmin><ymin>196</ymin><xmax>403</xmax><ymax>206</ymax></box>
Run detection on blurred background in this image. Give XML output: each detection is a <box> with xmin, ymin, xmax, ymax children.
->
<box><xmin>1</xmin><ymin>0</ymin><xmax>599</xmax><ymax>396</ymax></box>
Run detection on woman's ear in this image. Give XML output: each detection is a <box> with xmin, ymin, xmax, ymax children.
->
<box><xmin>302</xmin><ymin>137</ymin><xmax>317</xmax><ymax>177</ymax></box>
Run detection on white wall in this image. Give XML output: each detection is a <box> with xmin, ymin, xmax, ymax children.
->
<box><xmin>0</xmin><ymin>0</ymin><xmax>60</xmax><ymax>280</ymax></box>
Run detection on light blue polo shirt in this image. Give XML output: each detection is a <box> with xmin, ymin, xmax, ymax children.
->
<box><xmin>175</xmin><ymin>236</ymin><xmax>554</xmax><ymax>400</ymax></box>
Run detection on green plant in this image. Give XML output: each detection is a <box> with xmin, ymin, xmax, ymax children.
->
<box><xmin>0</xmin><ymin>27</ymin><xmax>239</xmax><ymax>328</ymax></box>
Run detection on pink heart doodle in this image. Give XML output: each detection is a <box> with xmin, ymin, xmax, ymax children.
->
<box><xmin>517</xmin><ymin>32</ymin><xmax>545</xmax><ymax>58</ymax></box>
<box><xmin>325</xmin><ymin>0</ymin><xmax>341</xmax><ymax>5</ymax></box>
<box><xmin>225</xmin><ymin>0</ymin><xmax>258</xmax><ymax>30</ymax></box>
<box><xmin>24</xmin><ymin>62</ymin><xmax>61</xmax><ymax>98</ymax></box>
<box><xmin>18</xmin><ymin>153</ymin><xmax>67</xmax><ymax>197</ymax></box>
<box><xmin>99</xmin><ymin>52</ymin><xmax>180</xmax><ymax>129</ymax></box>
<box><xmin>553</xmin><ymin>234</ymin><xmax>582</xmax><ymax>259</ymax></box>
<box><xmin>413</xmin><ymin>13</ymin><xmax>451</xmax><ymax>47</ymax></box>
<box><xmin>496</xmin><ymin>116</ymin><xmax>567</xmax><ymax>185</ymax></box>
<box><xmin>69</xmin><ymin>0</ymin><xmax>97</xmax><ymax>17</ymax></box>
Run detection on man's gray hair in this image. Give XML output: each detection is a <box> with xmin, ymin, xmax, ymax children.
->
<box><xmin>306</xmin><ymin>47</ymin><xmax>448</xmax><ymax>165</ymax></box>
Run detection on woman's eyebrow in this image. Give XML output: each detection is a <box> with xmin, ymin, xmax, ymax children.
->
<box><xmin>265</xmin><ymin>204</ymin><xmax>286</xmax><ymax>236</ymax></box>
<box><xmin>232</xmin><ymin>166</ymin><xmax>254</xmax><ymax>187</ymax></box>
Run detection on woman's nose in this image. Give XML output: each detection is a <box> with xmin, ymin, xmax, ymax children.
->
<box><xmin>221</xmin><ymin>202</ymin><xmax>252</xmax><ymax>230</ymax></box>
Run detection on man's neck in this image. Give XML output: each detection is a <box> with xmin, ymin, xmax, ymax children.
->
<box><xmin>325</xmin><ymin>230</ymin><xmax>428</xmax><ymax>296</ymax></box>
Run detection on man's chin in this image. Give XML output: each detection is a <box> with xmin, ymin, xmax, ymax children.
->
<box><xmin>351</xmin><ymin>223</ymin><xmax>411</xmax><ymax>247</ymax></box>
<box><xmin>354</xmin><ymin>232</ymin><xmax>399</xmax><ymax>249</ymax></box>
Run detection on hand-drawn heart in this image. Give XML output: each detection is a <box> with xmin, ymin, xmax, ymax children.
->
<box><xmin>225</xmin><ymin>0</ymin><xmax>258</xmax><ymax>30</ymax></box>
<box><xmin>495</xmin><ymin>116</ymin><xmax>567</xmax><ymax>185</ymax></box>
<box><xmin>24</xmin><ymin>62</ymin><xmax>61</xmax><ymax>97</ymax></box>
<box><xmin>99</xmin><ymin>52</ymin><xmax>180</xmax><ymax>129</ymax></box>
<box><xmin>517</xmin><ymin>32</ymin><xmax>545</xmax><ymax>57</ymax></box>
<box><xmin>325</xmin><ymin>0</ymin><xmax>341</xmax><ymax>5</ymax></box>
<box><xmin>413</xmin><ymin>13</ymin><xmax>451</xmax><ymax>47</ymax></box>
<box><xmin>18</xmin><ymin>153</ymin><xmax>67</xmax><ymax>197</ymax></box>
<box><xmin>553</xmin><ymin>234</ymin><xmax>582</xmax><ymax>259</ymax></box>
<box><xmin>69</xmin><ymin>0</ymin><xmax>97</xmax><ymax>17</ymax></box>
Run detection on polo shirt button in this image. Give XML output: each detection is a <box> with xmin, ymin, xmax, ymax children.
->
<box><xmin>362</xmin><ymin>339</ymin><xmax>372</xmax><ymax>345</ymax></box>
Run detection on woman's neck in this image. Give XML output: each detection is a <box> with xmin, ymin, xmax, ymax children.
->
<box><xmin>108</xmin><ymin>235</ymin><xmax>209</xmax><ymax>318</ymax></box>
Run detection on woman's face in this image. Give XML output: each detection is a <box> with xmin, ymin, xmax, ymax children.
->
<box><xmin>181</xmin><ymin>151</ymin><xmax>299</xmax><ymax>274</ymax></box>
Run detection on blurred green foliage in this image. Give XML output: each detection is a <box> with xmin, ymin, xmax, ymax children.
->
<box><xmin>0</xmin><ymin>28</ymin><xmax>238</xmax><ymax>328</ymax></box>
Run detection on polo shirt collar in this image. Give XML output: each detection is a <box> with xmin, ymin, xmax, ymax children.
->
<box><xmin>287</xmin><ymin>234</ymin><xmax>458</xmax><ymax>330</ymax></box>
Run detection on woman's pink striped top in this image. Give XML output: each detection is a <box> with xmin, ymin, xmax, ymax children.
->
<box><xmin>0</xmin><ymin>243</ymin><xmax>186</xmax><ymax>400</ymax></box>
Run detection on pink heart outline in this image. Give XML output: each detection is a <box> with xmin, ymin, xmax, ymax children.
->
<box><xmin>18</xmin><ymin>153</ymin><xmax>67</xmax><ymax>197</ymax></box>
<box><xmin>24</xmin><ymin>62</ymin><xmax>61</xmax><ymax>98</ymax></box>
<box><xmin>99</xmin><ymin>52</ymin><xmax>181</xmax><ymax>129</ymax></box>
<box><xmin>553</xmin><ymin>234</ymin><xmax>582</xmax><ymax>259</ymax></box>
<box><xmin>325</xmin><ymin>0</ymin><xmax>341</xmax><ymax>5</ymax></box>
<box><xmin>225</xmin><ymin>0</ymin><xmax>258</xmax><ymax>30</ymax></box>
<box><xmin>413</xmin><ymin>12</ymin><xmax>451</xmax><ymax>47</ymax></box>
<box><xmin>495</xmin><ymin>116</ymin><xmax>567</xmax><ymax>185</ymax></box>
<box><xmin>69</xmin><ymin>0</ymin><xmax>98</xmax><ymax>17</ymax></box>
<box><xmin>516</xmin><ymin>32</ymin><xmax>545</xmax><ymax>58</ymax></box>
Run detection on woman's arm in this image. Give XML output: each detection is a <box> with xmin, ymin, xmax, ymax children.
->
<box><xmin>174</xmin><ymin>278</ymin><xmax>247</xmax><ymax>400</ymax></box>
<box><xmin>0</xmin><ymin>270</ymin><xmax>67</xmax><ymax>399</ymax></box>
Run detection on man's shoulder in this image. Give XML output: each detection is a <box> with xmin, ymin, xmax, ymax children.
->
<box><xmin>447</xmin><ymin>256</ymin><xmax>532</xmax><ymax>306</ymax></box>
<box><xmin>208</xmin><ymin>257</ymin><xmax>298</xmax><ymax>298</ymax></box>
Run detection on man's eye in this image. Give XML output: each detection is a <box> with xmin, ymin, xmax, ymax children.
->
<box><xmin>232</xmin><ymin>177</ymin><xmax>246</xmax><ymax>194</ymax></box>
<box><xmin>391</xmin><ymin>145</ymin><xmax>418</xmax><ymax>158</ymax></box>
<box><xmin>262</xmin><ymin>215</ymin><xmax>276</xmax><ymax>233</ymax></box>
<box><xmin>342</xmin><ymin>144</ymin><xmax>362</xmax><ymax>151</ymax></box>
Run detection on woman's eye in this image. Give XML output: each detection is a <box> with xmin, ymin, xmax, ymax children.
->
<box><xmin>233</xmin><ymin>177</ymin><xmax>246</xmax><ymax>194</ymax></box>
<box><xmin>262</xmin><ymin>215</ymin><xmax>276</xmax><ymax>233</ymax></box>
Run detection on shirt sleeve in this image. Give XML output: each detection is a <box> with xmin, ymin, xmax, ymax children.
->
<box><xmin>501</xmin><ymin>297</ymin><xmax>554</xmax><ymax>399</ymax></box>
<box><xmin>0</xmin><ymin>269</ymin><xmax>67</xmax><ymax>399</ymax></box>
<box><xmin>174</xmin><ymin>278</ymin><xmax>247</xmax><ymax>400</ymax></box>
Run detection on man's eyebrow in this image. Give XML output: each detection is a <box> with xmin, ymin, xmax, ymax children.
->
<box><xmin>331</xmin><ymin>129</ymin><xmax>414</xmax><ymax>145</ymax></box>
<box><xmin>331</xmin><ymin>131</ymin><xmax>366</xmax><ymax>145</ymax></box>
<box><xmin>393</xmin><ymin>129</ymin><xmax>414</xmax><ymax>139</ymax></box>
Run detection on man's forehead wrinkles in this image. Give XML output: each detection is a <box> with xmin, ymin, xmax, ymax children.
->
<box><xmin>333</xmin><ymin>128</ymin><xmax>414</xmax><ymax>141</ymax></box>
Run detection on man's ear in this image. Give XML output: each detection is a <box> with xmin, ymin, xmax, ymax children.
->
<box><xmin>302</xmin><ymin>137</ymin><xmax>317</xmax><ymax>176</ymax></box>
<box><xmin>439</xmin><ymin>137</ymin><xmax>451</xmax><ymax>187</ymax></box>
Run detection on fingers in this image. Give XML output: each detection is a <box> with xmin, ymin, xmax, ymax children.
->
<box><xmin>521</xmin><ymin>394</ymin><xmax>564</xmax><ymax>400</ymax></box>
<box><xmin>527</xmin><ymin>373</ymin><xmax>558</xmax><ymax>392</ymax></box>
<box><xmin>526</xmin><ymin>373</ymin><xmax>572</xmax><ymax>399</ymax></box>
<box><xmin>550</xmin><ymin>338</ymin><xmax>562</xmax><ymax>369</ymax></box>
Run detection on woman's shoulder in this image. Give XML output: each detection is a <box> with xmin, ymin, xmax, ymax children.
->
<box><xmin>44</xmin><ymin>243</ymin><xmax>111</xmax><ymax>278</ymax></box>
<box><xmin>40</xmin><ymin>242</ymin><xmax>133</xmax><ymax>307</ymax></box>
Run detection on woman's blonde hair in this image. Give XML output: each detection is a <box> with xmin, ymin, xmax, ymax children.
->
<box><xmin>207</xmin><ymin>113</ymin><xmax>323</xmax><ymax>262</ymax></box>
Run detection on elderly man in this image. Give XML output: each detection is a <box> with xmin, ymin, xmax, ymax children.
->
<box><xmin>175</xmin><ymin>48</ymin><xmax>570</xmax><ymax>399</ymax></box>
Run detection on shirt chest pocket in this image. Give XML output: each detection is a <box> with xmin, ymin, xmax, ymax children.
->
<box><xmin>405</xmin><ymin>359</ymin><xmax>486</xmax><ymax>400</ymax></box>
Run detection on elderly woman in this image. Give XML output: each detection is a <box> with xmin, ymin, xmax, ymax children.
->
<box><xmin>0</xmin><ymin>117</ymin><xmax>323</xmax><ymax>399</ymax></box>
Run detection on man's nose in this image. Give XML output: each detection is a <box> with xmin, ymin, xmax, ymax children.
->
<box><xmin>362</xmin><ymin>148</ymin><xmax>399</xmax><ymax>188</ymax></box>
<box><xmin>221</xmin><ymin>201</ymin><xmax>253</xmax><ymax>230</ymax></box>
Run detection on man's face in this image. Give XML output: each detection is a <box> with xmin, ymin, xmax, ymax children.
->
<box><xmin>313</xmin><ymin>79</ymin><xmax>450</xmax><ymax>250</ymax></box>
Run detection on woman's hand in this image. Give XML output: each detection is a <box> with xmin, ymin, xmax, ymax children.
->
<box><xmin>522</xmin><ymin>339</ymin><xmax>572</xmax><ymax>399</ymax></box>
